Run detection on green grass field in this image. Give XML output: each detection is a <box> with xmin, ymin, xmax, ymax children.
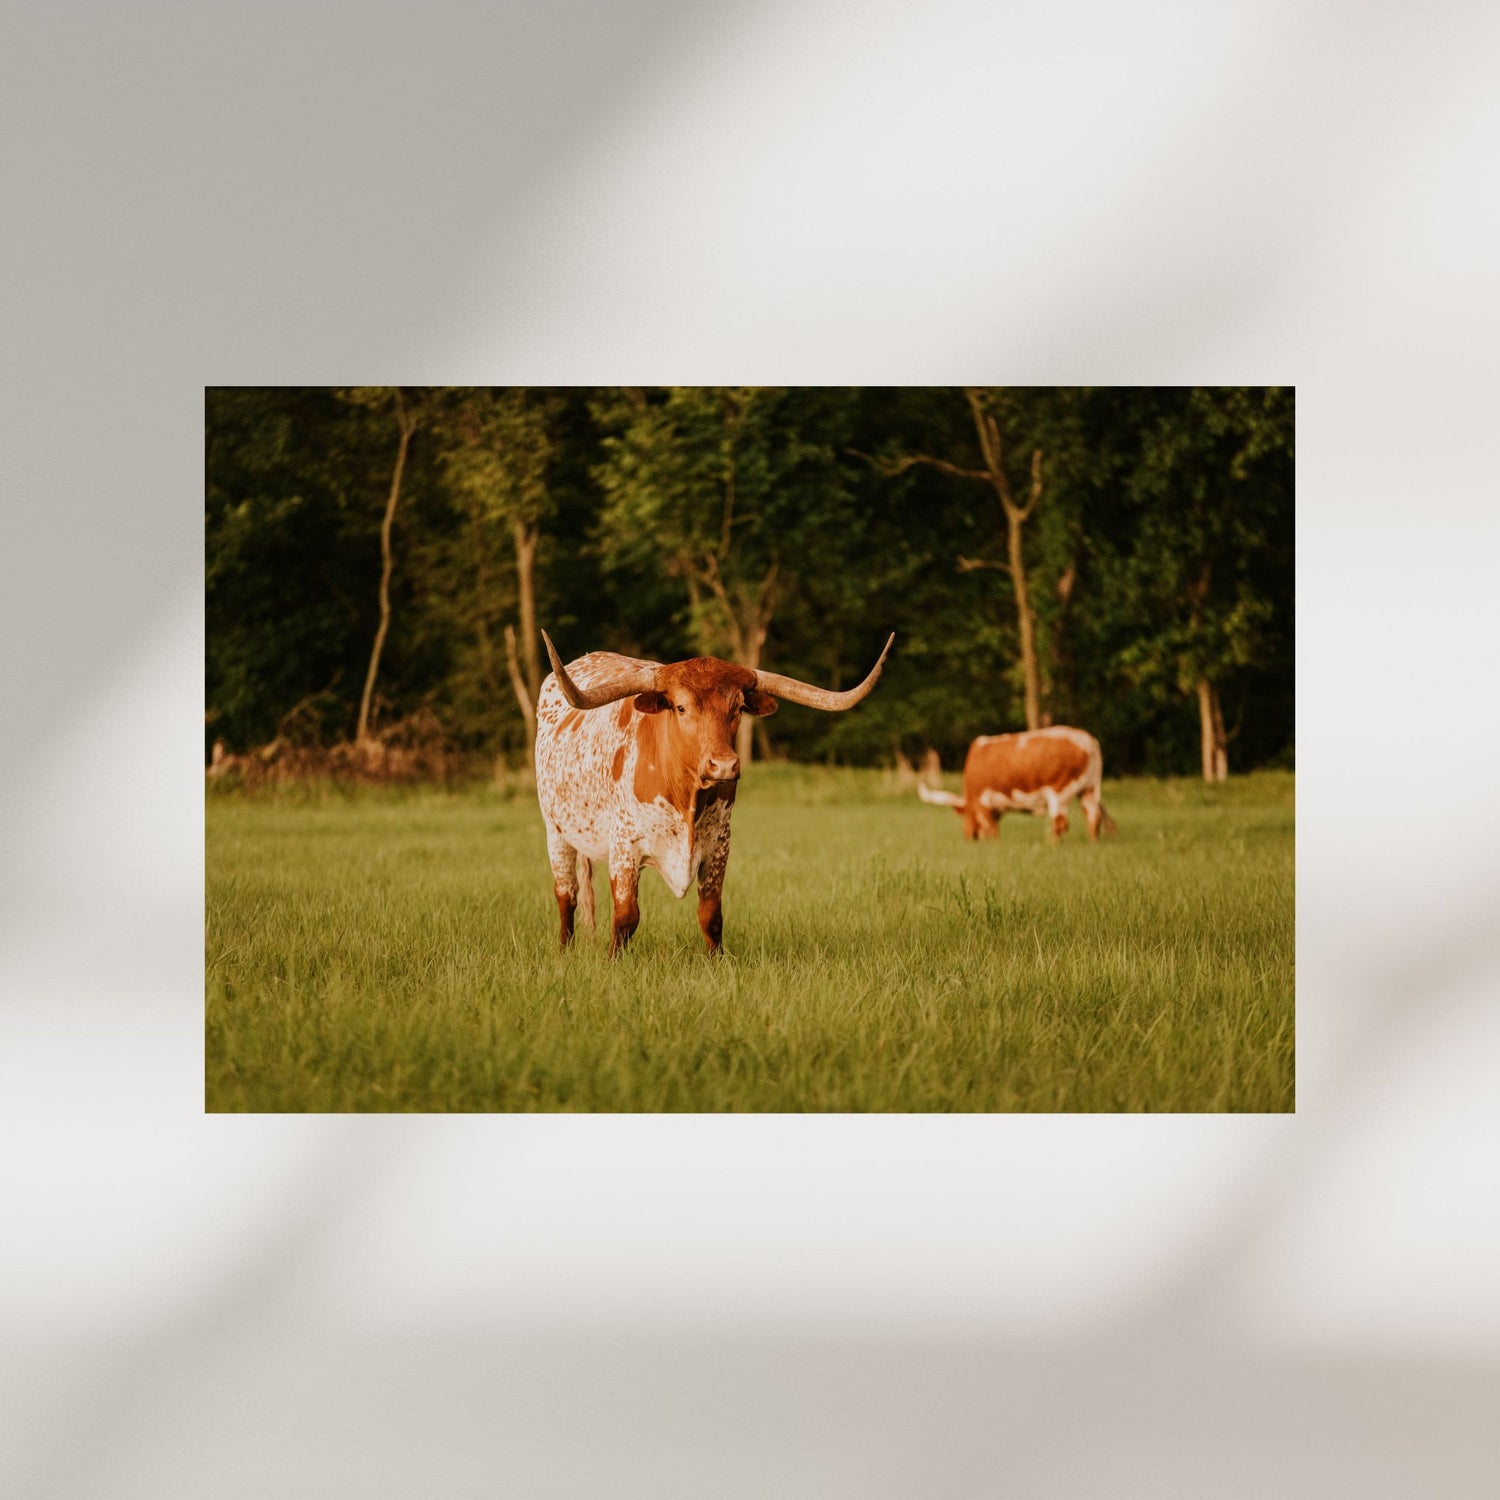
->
<box><xmin>205</xmin><ymin>767</ymin><xmax>1294</xmax><ymax>1112</ymax></box>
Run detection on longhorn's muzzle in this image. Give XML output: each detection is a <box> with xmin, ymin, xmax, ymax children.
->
<box><xmin>701</xmin><ymin>754</ymin><xmax>740</xmax><ymax>785</ymax></box>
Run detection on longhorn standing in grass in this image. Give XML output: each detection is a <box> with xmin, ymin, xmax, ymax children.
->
<box><xmin>536</xmin><ymin>631</ymin><xmax>895</xmax><ymax>954</ymax></box>
<box><xmin>919</xmin><ymin>726</ymin><xmax>1116</xmax><ymax>842</ymax></box>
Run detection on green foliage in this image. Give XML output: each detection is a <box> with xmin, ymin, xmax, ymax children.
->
<box><xmin>412</xmin><ymin>388</ymin><xmax>568</xmax><ymax>754</ymax></box>
<box><xmin>437</xmin><ymin>386</ymin><xmax>564</xmax><ymax>529</ymax></box>
<box><xmin>205</xmin><ymin>386</ymin><xmax>1294</xmax><ymax>775</ymax></box>
<box><xmin>1104</xmin><ymin>388</ymin><xmax>1292</xmax><ymax>691</ymax></box>
<box><xmin>592</xmin><ymin>386</ymin><xmax>858</xmax><ymax>662</ymax></box>
<box><xmin>206</xmin><ymin>769</ymin><xmax>1295</xmax><ymax>1112</ymax></box>
<box><xmin>206</xmin><ymin>388</ymin><xmax>386</xmax><ymax>750</ymax></box>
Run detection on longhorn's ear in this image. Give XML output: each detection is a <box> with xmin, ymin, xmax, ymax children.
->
<box><xmin>633</xmin><ymin>691</ymin><xmax>671</xmax><ymax>715</ymax></box>
<box><xmin>742</xmin><ymin>689</ymin><xmax>779</xmax><ymax>717</ymax></box>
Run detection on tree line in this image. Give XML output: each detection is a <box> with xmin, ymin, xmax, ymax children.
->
<box><xmin>206</xmin><ymin>386</ymin><xmax>1293</xmax><ymax>780</ymax></box>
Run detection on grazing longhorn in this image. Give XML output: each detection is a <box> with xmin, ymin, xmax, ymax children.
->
<box><xmin>535</xmin><ymin>631</ymin><xmax>895</xmax><ymax>954</ymax></box>
<box><xmin>919</xmin><ymin>726</ymin><xmax>1116</xmax><ymax>842</ymax></box>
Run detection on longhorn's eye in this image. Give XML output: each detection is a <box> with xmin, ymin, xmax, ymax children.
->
<box><xmin>675</xmin><ymin>704</ymin><xmax>685</xmax><ymax>715</ymax></box>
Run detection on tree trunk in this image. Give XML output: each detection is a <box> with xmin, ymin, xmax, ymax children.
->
<box><xmin>469</xmin><ymin>512</ymin><xmax>507</xmax><ymax>716</ymax></box>
<box><xmin>753</xmin><ymin>717</ymin><xmax>773</xmax><ymax>762</ymax></box>
<box><xmin>1041</xmin><ymin>560</ymin><xmax>1076</xmax><ymax>730</ymax></box>
<box><xmin>698</xmin><ymin>555</ymin><xmax>776</xmax><ymax>767</ymax></box>
<box><xmin>1198</xmin><ymin>677</ymin><xmax>1229</xmax><ymax>782</ymax></box>
<box><xmin>504</xmin><ymin>625</ymin><xmax>537</xmax><ymax>753</ymax></box>
<box><xmin>1189</xmin><ymin>559</ymin><xmax>1227</xmax><ymax>781</ymax></box>
<box><xmin>514</xmin><ymin>521</ymin><xmax>541</xmax><ymax>703</ymax></box>
<box><xmin>736</xmin><ymin>615</ymin><xmax>766</xmax><ymax>765</ymax></box>
<box><xmin>963</xmin><ymin>390</ymin><xmax>1044</xmax><ymax>732</ymax></box>
<box><xmin>1007</xmin><ymin>507</ymin><xmax>1042</xmax><ymax>731</ymax></box>
<box><xmin>736</xmin><ymin>561</ymin><xmax>779</xmax><ymax>765</ymax></box>
<box><xmin>505</xmin><ymin>519</ymin><xmax>542</xmax><ymax>754</ymax></box>
<box><xmin>356</xmin><ymin>391</ymin><xmax>414</xmax><ymax>744</ymax></box>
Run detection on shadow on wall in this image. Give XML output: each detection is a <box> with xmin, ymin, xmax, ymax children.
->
<box><xmin>6</xmin><ymin>0</ymin><xmax>1500</xmax><ymax>1494</ymax></box>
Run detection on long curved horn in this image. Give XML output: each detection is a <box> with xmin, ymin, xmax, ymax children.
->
<box><xmin>541</xmin><ymin>630</ymin><xmax>660</xmax><ymax>710</ymax></box>
<box><xmin>918</xmin><ymin>783</ymin><xmax>965</xmax><ymax>808</ymax></box>
<box><xmin>755</xmin><ymin>632</ymin><xmax>895</xmax><ymax>711</ymax></box>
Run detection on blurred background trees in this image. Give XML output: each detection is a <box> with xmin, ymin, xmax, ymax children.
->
<box><xmin>432</xmin><ymin>386</ymin><xmax>566</xmax><ymax>753</ymax></box>
<box><xmin>205</xmin><ymin>386</ymin><xmax>1293</xmax><ymax>779</ymax></box>
<box><xmin>593</xmin><ymin>386</ymin><xmax>859</xmax><ymax>762</ymax></box>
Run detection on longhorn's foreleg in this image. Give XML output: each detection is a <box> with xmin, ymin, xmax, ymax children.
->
<box><xmin>1043</xmin><ymin>787</ymin><xmax>1069</xmax><ymax>841</ymax></box>
<box><xmin>965</xmin><ymin>799</ymin><xmax>999</xmax><ymax>841</ymax></box>
<box><xmin>696</xmin><ymin>825</ymin><xmax>733</xmax><ymax>956</ymax></box>
<box><xmin>607</xmin><ymin>835</ymin><xmax>642</xmax><ymax>957</ymax></box>
<box><xmin>545</xmin><ymin>820</ymin><xmax>581</xmax><ymax>949</ymax></box>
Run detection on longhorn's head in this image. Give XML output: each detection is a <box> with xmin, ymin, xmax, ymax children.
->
<box><xmin>541</xmin><ymin>631</ymin><xmax>896</xmax><ymax>790</ymax></box>
<box><xmin>917</xmin><ymin>780</ymin><xmax>992</xmax><ymax>840</ymax></box>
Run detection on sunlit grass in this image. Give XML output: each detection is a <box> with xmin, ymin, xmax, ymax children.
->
<box><xmin>206</xmin><ymin>767</ymin><xmax>1293</xmax><ymax>1111</ymax></box>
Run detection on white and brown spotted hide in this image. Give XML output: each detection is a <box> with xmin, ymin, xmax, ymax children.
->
<box><xmin>919</xmin><ymin>725</ymin><xmax>1116</xmax><ymax>843</ymax></box>
<box><xmin>535</xmin><ymin>635</ymin><xmax>893</xmax><ymax>955</ymax></box>
<box><xmin>535</xmin><ymin>653</ymin><xmax>754</xmax><ymax>954</ymax></box>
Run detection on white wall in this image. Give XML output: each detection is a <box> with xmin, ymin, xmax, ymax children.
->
<box><xmin>3</xmin><ymin>2</ymin><xmax>1498</xmax><ymax>1493</ymax></box>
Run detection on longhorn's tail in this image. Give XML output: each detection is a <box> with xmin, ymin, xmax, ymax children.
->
<box><xmin>577</xmin><ymin>854</ymin><xmax>596</xmax><ymax>931</ymax></box>
<box><xmin>918</xmin><ymin>783</ymin><xmax>965</xmax><ymax>809</ymax></box>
